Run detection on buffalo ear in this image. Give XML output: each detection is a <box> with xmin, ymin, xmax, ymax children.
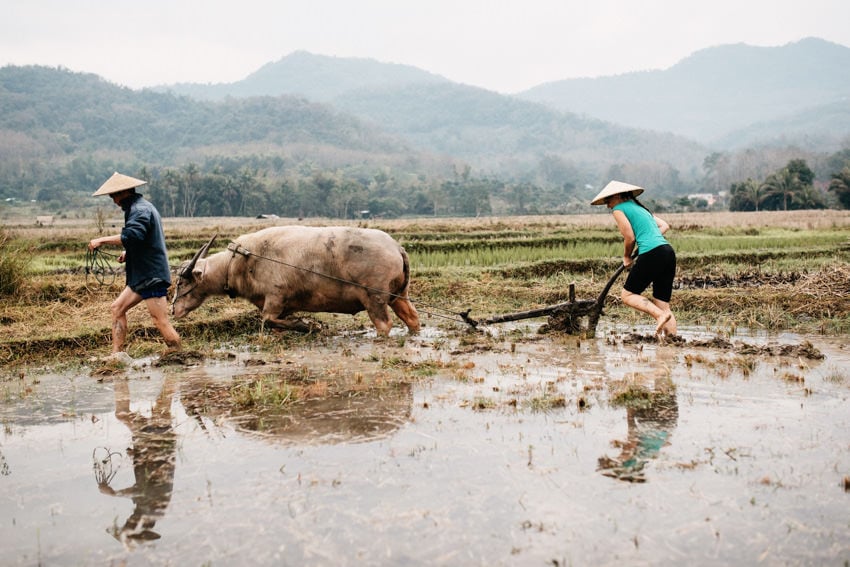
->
<box><xmin>191</xmin><ymin>259</ymin><xmax>207</xmax><ymax>281</ymax></box>
<box><xmin>181</xmin><ymin>234</ymin><xmax>217</xmax><ymax>278</ymax></box>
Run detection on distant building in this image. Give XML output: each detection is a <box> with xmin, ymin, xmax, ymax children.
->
<box><xmin>687</xmin><ymin>193</ymin><xmax>717</xmax><ymax>206</ymax></box>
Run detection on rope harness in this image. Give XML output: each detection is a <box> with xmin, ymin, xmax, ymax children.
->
<box><xmin>92</xmin><ymin>446</ymin><xmax>123</xmax><ymax>485</ymax></box>
<box><xmin>85</xmin><ymin>248</ymin><xmax>120</xmax><ymax>290</ymax></box>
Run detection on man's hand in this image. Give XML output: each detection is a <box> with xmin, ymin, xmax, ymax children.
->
<box><xmin>87</xmin><ymin>234</ymin><xmax>122</xmax><ymax>252</ymax></box>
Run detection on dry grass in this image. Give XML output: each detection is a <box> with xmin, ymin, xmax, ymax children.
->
<box><xmin>4</xmin><ymin>209</ymin><xmax>850</xmax><ymax>240</ymax></box>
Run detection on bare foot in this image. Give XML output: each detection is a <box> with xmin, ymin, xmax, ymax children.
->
<box><xmin>655</xmin><ymin>312</ymin><xmax>672</xmax><ymax>335</ymax></box>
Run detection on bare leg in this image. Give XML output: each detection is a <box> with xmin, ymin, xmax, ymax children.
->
<box><xmin>652</xmin><ymin>298</ymin><xmax>677</xmax><ymax>335</ymax></box>
<box><xmin>113</xmin><ymin>375</ymin><xmax>132</xmax><ymax>421</ymax></box>
<box><xmin>145</xmin><ymin>296</ymin><xmax>182</xmax><ymax>350</ymax></box>
<box><xmin>621</xmin><ymin>290</ymin><xmax>671</xmax><ymax>334</ymax></box>
<box><xmin>110</xmin><ymin>287</ymin><xmax>143</xmax><ymax>353</ymax></box>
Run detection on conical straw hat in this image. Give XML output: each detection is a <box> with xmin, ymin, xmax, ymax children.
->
<box><xmin>590</xmin><ymin>180</ymin><xmax>644</xmax><ymax>206</ymax></box>
<box><xmin>92</xmin><ymin>172</ymin><xmax>147</xmax><ymax>196</ymax></box>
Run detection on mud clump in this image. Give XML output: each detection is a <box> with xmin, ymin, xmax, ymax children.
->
<box><xmin>154</xmin><ymin>350</ymin><xmax>206</xmax><ymax>367</ymax></box>
<box><xmin>621</xmin><ymin>333</ymin><xmax>824</xmax><ymax>360</ymax></box>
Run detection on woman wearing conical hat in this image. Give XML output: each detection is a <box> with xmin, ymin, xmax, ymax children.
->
<box><xmin>88</xmin><ymin>172</ymin><xmax>181</xmax><ymax>358</ymax></box>
<box><xmin>591</xmin><ymin>181</ymin><xmax>677</xmax><ymax>336</ymax></box>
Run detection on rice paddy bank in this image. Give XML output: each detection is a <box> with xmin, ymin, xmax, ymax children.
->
<box><xmin>1</xmin><ymin>210</ymin><xmax>848</xmax><ymax>367</ymax></box>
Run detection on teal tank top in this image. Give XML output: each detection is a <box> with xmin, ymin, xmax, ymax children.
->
<box><xmin>612</xmin><ymin>200</ymin><xmax>669</xmax><ymax>255</ymax></box>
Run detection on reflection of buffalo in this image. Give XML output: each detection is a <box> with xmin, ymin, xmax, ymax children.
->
<box><xmin>180</xmin><ymin>371</ymin><xmax>413</xmax><ymax>445</ymax></box>
<box><xmin>96</xmin><ymin>376</ymin><xmax>177</xmax><ymax>547</ymax></box>
<box><xmin>597</xmin><ymin>377</ymin><xmax>679</xmax><ymax>483</ymax></box>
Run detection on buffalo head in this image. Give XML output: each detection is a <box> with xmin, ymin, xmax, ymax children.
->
<box><xmin>171</xmin><ymin>234</ymin><xmax>217</xmax><ymax>318</ymax></box>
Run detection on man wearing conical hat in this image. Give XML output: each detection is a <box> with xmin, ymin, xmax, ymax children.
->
<box><xmin>88</xmin><ymin>172</ymin><xmax>181</xmax><ymax>358</ymax></box>
<box><xmin>591</xmin><ymin>180</ymin><xmax>677</xmax><ymax>336</ymax></box>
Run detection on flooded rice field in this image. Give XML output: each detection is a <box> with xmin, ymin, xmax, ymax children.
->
<box><xmin>2</xmin><ymin>322</ymin><xmax>849</xmax><ymax>566</ymax></box>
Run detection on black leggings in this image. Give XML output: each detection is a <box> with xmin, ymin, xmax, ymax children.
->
<box><xmin>623</xmin><ymin>244</ymin><xmax>676</xmax><ymax>303</ymax></box>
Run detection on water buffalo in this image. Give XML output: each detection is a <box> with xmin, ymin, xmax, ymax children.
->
<box><xmin>172</xmin><ymin>226</ymin><xmax>420</xmax><ymax>335</ymax></box>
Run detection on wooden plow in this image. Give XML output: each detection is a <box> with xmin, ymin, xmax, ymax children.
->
<box><xmin>460</xmin><ymin>262</ymin><xmax>628</xmax><ymax>338</ymax></box>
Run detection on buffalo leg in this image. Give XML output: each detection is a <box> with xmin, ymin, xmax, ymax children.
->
<box><xmin>261</xmin><ymin>298</ymin><xmax>319</xmax><ymax>333</ymax></box>
<box><xmin>264</xmin><ymin>315</ymin><xmax>320</xmax><ymax>334</ymax></box>
<box><xmin>364</xmin><ymin>295</ymin><xmax>393</xmax><ymax>336</ymax></box>
<box><xmin>390</xmin><ymin>298</ymin><xmax>421</xmax><ymax>334</ymax></box>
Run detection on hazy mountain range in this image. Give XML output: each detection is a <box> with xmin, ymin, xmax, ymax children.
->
<box><xmin>162</xmin><ymin>37</ymin><xmax>850</xmax><ymax>152</ymax></box>
<box><xmin>1</xmin><ymin>37</ymin><xmax>848</xmax><ymax>204</ymax></box>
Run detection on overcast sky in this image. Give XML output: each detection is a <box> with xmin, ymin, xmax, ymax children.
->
<box><xmin>3</xmin><ymin>0</ymin><xmax>849</xmax><ymax>94</ymax></box>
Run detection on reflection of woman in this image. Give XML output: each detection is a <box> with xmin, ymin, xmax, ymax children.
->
<box><xmin>591</xmin><ymin>180</ymin><xmax>677</xmax><ymax>336</ymax></box>
<box><xmin>96</xmin><ymin>377</ymin><xmax>176</xmax><ymax>546</ymax></box>
<box><xmin>598</xmin><ymin>382</ymin><xmax>679</xmax><ymax>483</ymax></box>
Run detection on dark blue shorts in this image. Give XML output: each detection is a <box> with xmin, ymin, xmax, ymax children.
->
<box><xmin>624</xmin><ymin>244</ymin><xmax>676</xmax><ymax>302</ymax></box>
<box><xmin>138</xmin><ymin>285</ymin><xmax>169</xmax><ymax>300</ymax></box>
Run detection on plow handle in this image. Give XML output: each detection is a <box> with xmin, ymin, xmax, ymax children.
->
<box><xmin>595</xmin><ymin>261</ymin><xmax>628</xmax><ymax>308</ymax></box>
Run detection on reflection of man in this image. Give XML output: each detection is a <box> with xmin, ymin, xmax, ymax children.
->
<box><xmin>598</xmin><ymin>381</ymin><xmax>679</xmax><ymax>483</ymax></box>
<box><xmin>96</xmin><ymin>376</ymin><xmax>177</xmax><ymax>547</ymax></box>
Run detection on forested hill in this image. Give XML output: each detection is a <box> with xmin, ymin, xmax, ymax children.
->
<box><xmin>0</xmin><ymin>64</ymin><xmax>707</xmax><ymax>192</ymax></box>
<box><xmin>4</xmin><ymin>53</ymin><xmax>847</xmax><ymax>215</ymax></box>
<box><xmin>518</xmin><ymin>37</ymin><xmax>850</xmax><ymax>146</ymax></box>
<box><xmin>0</xmin><ymin>65</ymin><xmax>404</xmax><ymax>164</ymax></box>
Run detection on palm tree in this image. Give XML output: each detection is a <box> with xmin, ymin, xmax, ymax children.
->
<box><xmin>795</xmin><ymin>185</ymin><xmax>826</xmax><ymax>210</ymax></box>
<box><xmin>729</xmin><ymin>178</ymin><xmax>761</xmax><ymax>211</ymax></box>
<box><xmin>760</xmin><ymin>168</ymin><xmax>801</xmax><ymax>211</ymax></box>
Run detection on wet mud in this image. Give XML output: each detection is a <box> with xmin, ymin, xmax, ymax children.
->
<box><xmin>676</xmin><ymin>270</ymin><xmax>803</xmax><ymax>289</ymax></box>
<box><xmin>1</xmin><ymin>322</ymin><xmax>849</xmax><ymax>565</ymax></box>
<box><xmin>621</xmin><ymin>332</ymin><xmax>825</xmax><ymax>358</ymax></box>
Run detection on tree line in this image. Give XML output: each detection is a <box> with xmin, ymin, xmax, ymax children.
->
<box><xmin>6</xmin><ymin>151</ymin><xmax>850</xmax><ymax>220</ymax></box>
<box><xmin>728</xmin><ymin>156</ymin><xmax>850</xmax><ymax>211</ymax></box>
<box><xmin>131</xmin><ymin>155</ymin><xmax>850</xmax><ymax>218</ymax></box>
<box><xmin>136</xmin><ymin>160</ymin><xmax>579</xmax><ymax>219</ymax></box>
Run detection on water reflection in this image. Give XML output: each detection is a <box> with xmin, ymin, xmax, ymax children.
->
<box><xmin>90</xmin><ymin>368</ymin><xmax>412</xmax><ymax>548</ymax></box>
<box><xmin>597</xmin><ymin>374</ymin><xmax>679</xmax><ymax>483</ymax></box>
<box><xmin>180</xmin><ymin>371</ymin><xmax>413</xmax><ymax>445</ymax></box>
<box><xmin>95</xmin><ymin>376</ymin><xmax>177</xmax><ymax>547</ymax></box>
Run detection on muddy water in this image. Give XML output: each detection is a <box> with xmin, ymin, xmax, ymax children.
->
<box><xmin>1</xmin><ymin>323</ymin><xmax>849</xmax><ymax>566</ymax></box>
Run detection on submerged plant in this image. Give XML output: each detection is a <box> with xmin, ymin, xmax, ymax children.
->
<box><xmin>231</xmin><ymin>374</ymin><xmax>298</xmax><ymax>409</ymax></box>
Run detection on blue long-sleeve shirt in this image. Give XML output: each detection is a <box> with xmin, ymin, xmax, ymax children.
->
<box><xmin>120</xmin><ymin>194</ymin><xmax>172</xmax><ymax>292</ymax></box>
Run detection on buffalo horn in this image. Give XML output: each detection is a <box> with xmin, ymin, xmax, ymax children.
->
<box><xmin>181</xmin><ymin>234</ymin><xmax>217</xmax><ymax>279</ymax></box>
